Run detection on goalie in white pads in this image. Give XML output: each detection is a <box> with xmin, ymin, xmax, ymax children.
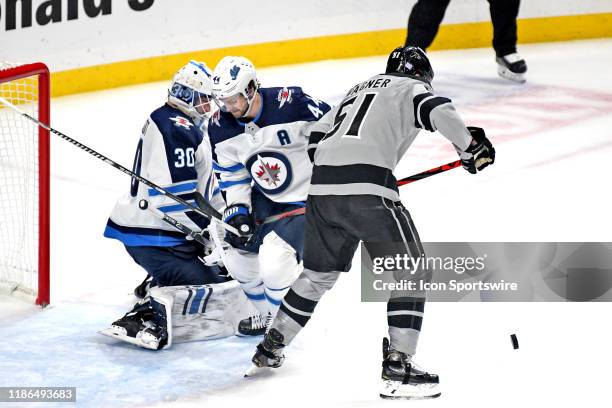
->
<box><xmin>101</xmin><ymin>61</ymin><xmax>254</xmax><ymax>350</ymax></box>
<box><xmin>208</xmin><ymin>56</ymin><xmax>331</xmax><ymax>335</ymax></box>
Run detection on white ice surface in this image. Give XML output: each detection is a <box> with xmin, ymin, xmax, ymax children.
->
<box><xmin>1</xmin><ymin>39</ymin><xmax>612</xmax><ymax>408</ymax></box>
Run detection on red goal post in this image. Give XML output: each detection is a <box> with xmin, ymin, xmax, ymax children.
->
<box><xmin>0</xmin><ymin>62</ymin><xmax>50</xmax><ymax>307</ymax></box>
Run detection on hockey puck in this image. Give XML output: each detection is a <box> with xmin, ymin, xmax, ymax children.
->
<box><xmin>510</xmin><ymin>334</ymin><xmax>519</xmax><ymax>349</ymax></box>
<box><xmin>138</xmin><ymin>199</ymin><xmax>149</xmax><ymax>210</ymax></box>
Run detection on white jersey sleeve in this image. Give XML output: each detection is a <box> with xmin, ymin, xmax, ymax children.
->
<box><xmin>213</xmin><ymin>133</ymin><xmax>253</xmax><ymax>210</ymax></box>
<box><xmin>196</xmin><ymin>135</ymin><xmax>225</xmax><ymax>212</ymax></box>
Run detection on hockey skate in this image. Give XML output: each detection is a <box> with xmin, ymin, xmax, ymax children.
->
<box><xmin>237</xmin><ymin>313</ymin><xmax>270</xmax><ymax>336</ymax></box>
<box><xmin>379</xmin><ymin>338</ymin><xmax>440</xmax><ymax>399</ymax></box>
<box><xmin>99</xmin><ymin>301</ymin><xmax>168</xmax><ymax>350</ymax></box>
<box><xmin>245</xmin><ymin>328</ymin><xmax>285</xmax><ymax>377</ymax></box>
<box><xmin>496</xmin><ymin>53</ymin><xmax>527</xmax><ymax>83</ymax></box>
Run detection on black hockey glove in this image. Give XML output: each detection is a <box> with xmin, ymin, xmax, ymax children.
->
<box><xmin>223</xmin><ymin>204</ymin><xmax>255</xmax><ymax>248</ymax></box>
<box><xmin>461</xmin><ymin>126</ymin><xmax>495</xmax><ymax>174</ymax></box>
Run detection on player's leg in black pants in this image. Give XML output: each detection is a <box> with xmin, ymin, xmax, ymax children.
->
<box><xmin>270</xmin><ymin>195</ymin><xmax>429</xmax><ymax>356</ymax></box>
<box><xmin>487</xmin><ymin>0</ymin><xmax>521</xmax><ymax>57</ymax></box>
<box><xmin>270</xmin><ymin>195</ymin><xmax>354</xmax><ymax>344</ymax></box>
<box><xmin>367</xmin><ymin>198</ymin><xmax>428</xmax><ymax>356</ymax></box>
<box><xmin>405</xmin><ymin>0</ymin><xmax>452</xmax><ymax>49</ymax></box>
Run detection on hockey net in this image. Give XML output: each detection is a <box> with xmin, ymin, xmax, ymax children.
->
<box><xmin>0</xmin><ymin>62</ymin><xmax>50</xmax><ymax>306</ymax></box>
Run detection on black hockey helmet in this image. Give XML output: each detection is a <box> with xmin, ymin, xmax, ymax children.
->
<box><xmin>385</xmin><ymin>46</ymin><xmax>433</xmax><ymax>83</ymax></box>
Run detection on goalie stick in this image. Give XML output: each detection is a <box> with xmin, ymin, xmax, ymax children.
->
<box><xmin>138</xmin><ymin>199</ymin><xmax>210</xmax><ymax>247</ymax></box>
<box><xmin>138</xmin><ymin>199</ymin><xmax>228</xmax><ymax>267</ymax></box>
<box><xmin>0</xmin><ymin>96</ymin><xmax>242</xmax><ymax>237</ymax></box>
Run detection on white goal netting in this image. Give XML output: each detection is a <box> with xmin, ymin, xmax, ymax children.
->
<box><xmin>0</xmin><ymin>62</ymin><xmax>44</xmax><ymax>302</ymax></box>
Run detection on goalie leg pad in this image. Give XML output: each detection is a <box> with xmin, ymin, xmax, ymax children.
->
<box><xmin>148</xmin><ymin>286</ymin><xmax>174</xmax><ymax>349</ymax></box>
<box><xmin>161</xmin><ymin>280</ymin><xmax>257</xmax><ymax>342</ymax></box>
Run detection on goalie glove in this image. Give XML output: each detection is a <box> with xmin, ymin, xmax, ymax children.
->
<box><xmin>223</xmin><ymin>204</ymin><xmax>254</xmax><ymax>248</ymax></box>
<box><xmin>460</xmin><ymin>126</ymin><xmax>495</xmax><ymax>174</ymax></box>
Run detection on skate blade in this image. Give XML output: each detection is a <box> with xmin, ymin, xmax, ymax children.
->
<box><xmin>235</xmin><ymin>331</ymin><xmax>265</xmax><ymax>338</ymax></box>
<box><xmin>98</xmin><ymin>328</ymin><xmax>159</xmax><ymax>350</ymax></box>
<box><xmin>379</xmin><ymin>393</ymin><xmax>441</xmax><ymax>400</ymax></box>
<box><xmin>497</xmin><ymin>66</ymin><xmax>526</xmax><ymax>83</ymax></box>
<box><xmin>380</xmin><ymin>380</ymin><xmax>441</xmax><ymax>400</ymax></box>
<box><xmin>244</xmin><ymin>364</ymin><xmax>276</xmax><ymax>378</ymax></box>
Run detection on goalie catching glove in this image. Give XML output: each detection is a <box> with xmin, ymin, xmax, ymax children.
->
<box><xmin>460</xmin><ymin>126</ymin><xmax>495</xmax><ymax>174</ymax></box>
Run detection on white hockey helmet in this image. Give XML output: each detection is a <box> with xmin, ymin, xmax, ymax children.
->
<box><xmin>168</xmin><ymin>60</ymin><xmax>214</xmax><ymax>119</ymax></box>
<box><xmin>211</xmin><ymin>56</ymin><xmax>259</xmax><ymax>115</ymax></box>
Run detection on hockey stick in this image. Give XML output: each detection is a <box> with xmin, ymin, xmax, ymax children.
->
<box><xmin>0</xmin><ymin>96</ymin><xmax>242</xmax><ymax>237</ymax></box>
<box><xmin>396</xmin><ymin>160</ymin><xmax>461</xmax><ymax>187</ymax></box>
<box><xmin>138</xmin><ymin>199</ymin><xmax>227</xmax><ymax>267</ymax></box>
<box><xmin>138</xmin><ymin>199</ymin><xmax>210</xmax><ymax>246</ymax></box>
<box><xmin>258</xmin><ymin>207</ymin><xmax>305</xmax><ymax>225</ymax></box>
<box><xmin>194</xmin><ymin>192</ymin><xmax>222</xmax><ymax>220</ymax></box>
<box><xmin>193</xmin><ymin>192</ymin><xmax>305</xmax><ymax>226</ymax></box>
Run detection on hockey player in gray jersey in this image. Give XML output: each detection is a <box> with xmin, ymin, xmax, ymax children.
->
<box><xmin>249</xmin><ymin>46</ymin><xmax>495</xmax><ymax>399</ymax></box>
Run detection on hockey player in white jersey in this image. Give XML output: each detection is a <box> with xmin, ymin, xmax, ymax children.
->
<box><xmin>207</xmin><ymin>56</ymin><xmax>331</xmax><ymax>335</ymax></box>
<box><xmin>250</xmin><ymin>47</ymin><xmax>495</xmax><ymax>399</ymax></box>
<box><xmin>101</xmin><ymin>61</ymin><xmax>254</xmax><ymax>350</ymax></box>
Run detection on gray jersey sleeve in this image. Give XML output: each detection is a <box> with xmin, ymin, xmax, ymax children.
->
<box><xmin>411</xmin><ymin>83</ymin><xmax>472</xmax><ymax>152</ymax></box>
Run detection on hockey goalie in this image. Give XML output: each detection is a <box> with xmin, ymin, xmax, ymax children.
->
<box><xmin>100</xmin><ymin>61</ymin><xmax>256</xmax><ymax>350</ymax></box>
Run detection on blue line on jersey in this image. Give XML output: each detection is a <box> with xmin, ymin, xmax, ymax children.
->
<box><xmin>148</xmin><ymin>182</ymin><xmax>197</xmax><ymax>197</ymax></box>
<box><xmin>103</xmin><ymin>225</ymin><xmax>186</xmax><ymax>247</ymax></box>
<box><xmin>157</xmin><ymin>200</ymin><xmax>196</xmax><ymax>213</ymax></box>
<box><xmin>213</xmin><ymin>162</ymin><xmax>245</xmax><ymax>172</ymax></box>
<box><xmin>212</xmin><ymin>188</ymin><xmax>221</xmax><ymax>197</ymax></box>
<box><xmin>219</xmin><ymin>178</ymin><xmax>251</xmax><ymax>190</ymax></box>
<box><xmin>284</xmin><ymin>201</ymin><xmax>306</xmax><ymax>207</ymax></box>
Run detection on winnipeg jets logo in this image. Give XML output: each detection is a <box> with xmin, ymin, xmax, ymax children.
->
<box><xmin>255</xmin><ymin>155</ymin><xmax>282</xmax><ymax>186</ymax></box>
<box><xmin>170</xmin><ymin>116</ymin><xmax>193</xmax><ymax>129</ymax></box>
<box><xmin>277</xmin><ymin>87</ymin><xmax>293</xmax><ymax>108</ymax></box>
<box><xmin>246</xmin><ymin>152</ymin><xmax>293</xmax><ymax>194</ymax></box>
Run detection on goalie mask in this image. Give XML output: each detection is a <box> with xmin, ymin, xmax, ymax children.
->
<box><xmin>385</xmin><ymin>46</ymin><xmax>434</xmax><ymax>84</ymax></box>
<box><xmin>168</xmin><ymin>60</ymin><xmax>215</xmax><ymax>120</ymax></box>
<box><xmin>211</xmin><ymin>56</ymin><xmax>260</xmax><ymax>118</ymax></box>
